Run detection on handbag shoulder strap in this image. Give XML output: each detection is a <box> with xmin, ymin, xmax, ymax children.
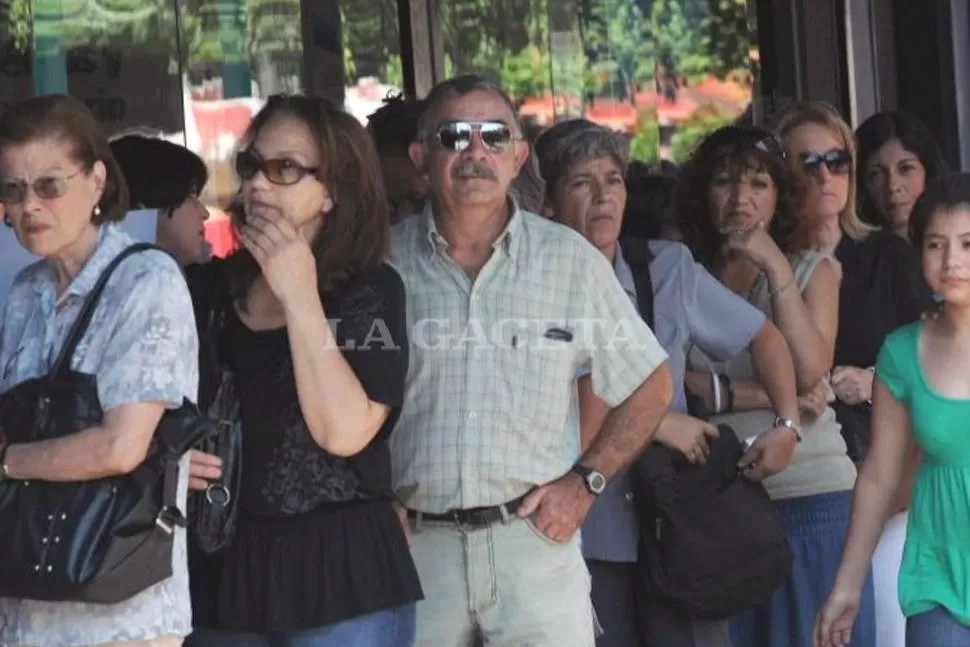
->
<box><xmin>618</xmin><ymin>237</ymin><xmax>655</xmax><ymax>330</ymax></box>
<box><xmin>51</xmin><ymin>242</ymin><xmax>160</xmax><ymax>377</ymax></box>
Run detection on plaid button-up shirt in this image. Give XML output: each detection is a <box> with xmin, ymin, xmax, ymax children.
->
<box><xmin>388</xmin><ymin>203</ymin><xmax>668</xmax><ymax>513</ymax></box>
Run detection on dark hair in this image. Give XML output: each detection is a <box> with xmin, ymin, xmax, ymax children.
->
<box><xmin>416</xmin><ymin>74</ymin><xmax>522</xmax><ymax>144</ymax></box>
<box><xmin>111</xmin><ymin>135</ymin><xmax>208</xmax><ymax>216</ymax></box>
<box><xmin>0</xmin><ymin>94</ymin><xmax>129</xmax><ymax>223</ymax></box>
<box><xmin>909</xmin><ymin>172</ymin><xmax>970</xmax><ymax>258</ymax></box>
<box><xmin>367</xmin><ymin>94</ymin><xmax>427</xmax><ymax>157</ymax></box>
<box><xmin>622</xmin><ymin>163</ymin><xmax>677</xmax><ymax>240</ymax></box>
<box><xmin>228</xmin><ymin>94</ymin><xmax>390</xmax><ymax>300</ymax></box>
<box><xmin>533</xmin><ymin>118</ymin><xmax>628</xmax><ymax>201</ymax></box>
<box><xmin>856</xmin><ymin>111</ymin><xmax>949</xmax><ymax>227</ymax></box>
<box><xmin>676</xmin><ymin>125</ymin><xmax>799</xmax><ymax>267</ymax></box>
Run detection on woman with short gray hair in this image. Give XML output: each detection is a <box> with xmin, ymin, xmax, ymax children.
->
<box><xmin>535</xmin><ymin>119</ymin><xmax>801</xmax><ymax>647</ymax></box>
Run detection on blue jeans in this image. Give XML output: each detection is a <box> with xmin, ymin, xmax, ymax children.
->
<box><xmin>906</xmin><ymin>606</ymin><xmax>970</xmax><ymax>647</ymax></box>
<box><xmin>185</xmin><ymin>604</ymin><xmax>416</xmax><ymax>647</ymax></box>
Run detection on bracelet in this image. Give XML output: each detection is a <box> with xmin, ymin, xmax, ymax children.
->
<box><xmin>719</xmin><ymin>373</ymin><xmax>735</xmax><ymax>413</ymax></box>
<box><xmin>711</xmin><ymin>371</ymin><xmax>722</xmax><ymax>414</ymax></box>
<box><xmin>0</xmin><ymin>442</ymin><xmax>9</xmax><ymax>482</ymax></box>
<box><xmin>770</xmin><ymin>276</ymin><xmax>795</xmax><ymax>297</ymax></box>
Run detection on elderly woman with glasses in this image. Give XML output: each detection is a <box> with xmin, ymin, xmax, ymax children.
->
<box><xmin>0</xmin><ymin>95</ymin><xmax>198</xmax><ymax>647</ymax></box>
<box><xmin>535</xmin><ymin>119</ymin><xmax>800</xmax><ymax>647</ymax></box>
<box><xmin>183</xmin><ymin>95</ymin><xmax>421</xmax><ymax>647</ymax></box>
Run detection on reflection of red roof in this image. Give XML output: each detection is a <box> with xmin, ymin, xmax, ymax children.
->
<box><xmin>518</xmin><ymin>77</ymin><xmax>751</xmax><ymax>129</ymax></box>
<box><xmin>191</xmin><ymin>99</ymin><xmax>261</xmax><ymax>160</ymax></box>
<box><xmin>204</xmin><ymin>211</ymin><xmax>239</xmax><ymax>259</ymax></box>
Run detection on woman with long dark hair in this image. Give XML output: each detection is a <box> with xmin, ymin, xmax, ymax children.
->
<box><xmin>855</xmin><ymin>111</ymin><xmax>947</xmax><ymax>238</ymax></box>
<box><xmin>677</xmin><ymin>125</ymin><xmax>873</xmax><ymax>647</ymax></box>
<box><xmin>185</xmin><ymin>95</ymin><xmax>421</xmax><ymax>647</ymax></box>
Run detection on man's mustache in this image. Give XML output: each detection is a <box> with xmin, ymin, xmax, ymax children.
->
<box><xmin>453</xmin><ymin>162</ymin><xmax>496</xmax><ymax>181</ymax></box>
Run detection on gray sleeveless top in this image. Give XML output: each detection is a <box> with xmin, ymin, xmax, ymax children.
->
<box><xmin>688</xmin><ymin>252</ymin><xmax>856</xmax><ymax>500</ymax></box>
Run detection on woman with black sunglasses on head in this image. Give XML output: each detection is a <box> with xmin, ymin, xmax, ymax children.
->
<box><xmin>677</xmin><ymin>124</ymin><xmax>871</xmax><ymax>647</ymax></box>
<box><xmin>183</xmin><ymin>95</ymin><xmax>421</xmax><ymax>647</ymax></box>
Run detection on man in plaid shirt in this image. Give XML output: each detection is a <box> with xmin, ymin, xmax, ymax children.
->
<box><xmin>389</xmin><ymin>74</ymin><xmax>673</xmax><ymax>647</ymax></box>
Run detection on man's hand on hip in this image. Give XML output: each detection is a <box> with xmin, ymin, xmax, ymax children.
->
<box><xmin>517</xmin><ymin>472</ymin><xmax>594</xmax><ymax>542</ymax></box>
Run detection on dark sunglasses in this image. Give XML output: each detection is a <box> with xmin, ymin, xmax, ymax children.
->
<box><xmin>0</xmin><ymin>168</ymin><xmax>84</xmax><ymax>204</ymax></box>
<box><xmin>235</xmin><ymin>150</ymin><xmax>318</xmax><ymax>186</ymax></box>
<box><xmin>799</xmin><ymin>149</ymin><xmax>852</xmax><ymax>176</ymax></box>
<box><xmin>435</xmin><ymin>120</ymin><xmax>515</xmax><ymax>153</ymax></box>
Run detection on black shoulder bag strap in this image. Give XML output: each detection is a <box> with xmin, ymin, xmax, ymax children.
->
<box><xmin>44</xmin><ymin>243</ymin><xmax>187</xmax><ymax>529</ymax></box>
<box><xmin>618</xmin><ymin>237</ymin><xmax>655</xmax><ymax>330</ymax></box>
<box><xmin>50</xmin><ymin>243</ymin><xmax>158</xmax><ymax>378</ymax></box>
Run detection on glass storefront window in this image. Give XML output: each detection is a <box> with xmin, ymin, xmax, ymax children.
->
<box><xmin>439</xmin><ymin>0</ymin><xmax>758</xmax><ymax>167</ymax></box>
<box><xmin>0</xmin><ymin>0</ymin><xmax>403</xmax><ymax>210</ymax></box>
<box><xmin>0</xmin><ymin>0</ymin><xmax>186</xmax><ymax>133</ymax></box>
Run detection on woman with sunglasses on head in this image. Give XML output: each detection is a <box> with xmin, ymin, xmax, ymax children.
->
<box><xmin>816</xmin><ymin>173</ymin><xmax>970</xmax><ymax>647</ymax></box>
<box><xmin>677</xmin><ymin>125</ymin><xmax>874</xmax><ymax>647</ymax></box>
<box><xmin>0</xmin><ymin>95</ymin><xmax>198</xmax><ymax>647</ymax></box>
<box><xmin>183</xmin><ymin>95</ymin><xmax>421</xmax><ymax>647</ymax></box>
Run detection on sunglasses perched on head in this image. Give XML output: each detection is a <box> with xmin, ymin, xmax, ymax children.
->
<box><xmin>799</xmin><ymin>149</ymin><xmax>852</xmax><ymax>176</ymax></box>
<box><xmin>435</xmin><ymin>120</ymin><xmax>515</xmax><ymax>153</ymax></box>
<box><xmin>753</xmin><ymin>134</ymin><xmax>787</xmax><ymax>158</ymax></box>
<box><xmin>0</xmin><ymin>168</ymin><xmax>84</xmax><ymax>204</ymax></box>
<box><xmin>235</xmin><ymin>150</ymin><xmax>318</xmax><ymax>186</ymax></box>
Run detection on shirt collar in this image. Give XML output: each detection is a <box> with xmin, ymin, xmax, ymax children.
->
<box><xmin>32</xmin><ymin>224</ymin><xmax>132</xmax><ymax>306</ymax></box>
<box><xmin>611</xmin><ymin>243</ymin><xmax>638</xmax><ymax>302</ymax></box>
<box><xmin>422</xmin><ymin>196</ymin><xmax>523</xmax><ymax>260</ymax></box>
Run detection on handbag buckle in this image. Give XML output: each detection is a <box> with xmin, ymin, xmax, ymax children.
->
<box><xmin>155</xmin><ymin>506</ymin><xmax>188</xmax><ymax>535</ymax></box>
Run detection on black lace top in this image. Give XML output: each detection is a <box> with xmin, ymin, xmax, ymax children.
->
<box><xmin>188</xmin><ymin>260</ymin><xmax>422</xmax><ymax>632</ymax></box>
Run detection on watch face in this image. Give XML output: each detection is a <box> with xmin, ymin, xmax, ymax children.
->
<box><xmin>589</xmin><ymin>472</ymin><xmax>607</xmax><ymax>494</ymax></box>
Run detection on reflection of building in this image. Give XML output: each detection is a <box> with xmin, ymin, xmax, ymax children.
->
<box><xmin>1</xmin><ymin>0</ymin><xmax>967</xmax><ymax>204</ymax></box>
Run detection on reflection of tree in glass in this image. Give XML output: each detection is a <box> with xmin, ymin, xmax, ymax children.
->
<box><xmin>439</xmin><ymin>0</ymin><xmax>549</xmax><ymax>105</ymax></box>
<box><xmin>341</xmin><ymin>0</ymin><xmax>401</xmax><ymax>87</ymax></box>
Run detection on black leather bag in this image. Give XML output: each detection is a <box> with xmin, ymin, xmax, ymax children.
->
<box><xmin>620</xmin><ymin>237</ymin><xmax>793</xmax><ymax>618</ymax></box>
<box><xmin>634</xmin><ymin>427</ymin><xmax>794</xmax><ymax>618</ymax></box>
<box><xmin>185</xmin><ymin>261</ymin><xmax>242</xmax><ymax>554</ymax></box>
<box><xmin>0</xmin><ymin>244</ymin><xmax>213</xmax><ymax>604</ymax></box>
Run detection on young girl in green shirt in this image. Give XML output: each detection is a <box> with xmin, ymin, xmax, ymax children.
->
<box><xmin>816</xmin><ymin>172</ymin><xmax>970</xmax><ymax>647</ymax></box>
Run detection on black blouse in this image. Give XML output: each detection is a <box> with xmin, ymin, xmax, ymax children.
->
<box><xmin>832</xmin><ymin>229</ymin><xmax>934</xmax><ymax>460</ymax></box>
<box><xmin>188</xmin><ymin>260</ymin><xmax>422</xmax><ymax>633</ymax></box>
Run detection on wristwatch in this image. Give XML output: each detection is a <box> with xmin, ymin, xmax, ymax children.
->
<box><xmin>774</xmin><ymin>416</ymin><xmax>803</xmax><ymax>443</ymax></box>
<box><xmin>571</xmin><ymin>464</ymin><xmax>608</xmax><ymax>496</ymax></box>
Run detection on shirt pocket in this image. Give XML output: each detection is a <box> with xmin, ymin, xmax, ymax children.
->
<box><xmin>494</xmin><ymin>326</ymin><xmax>578</xmax><ymax>433</ymax></box>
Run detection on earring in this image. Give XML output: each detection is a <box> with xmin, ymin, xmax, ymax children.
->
<box><xmin>93</xmin><ymin>205</ymin><xmax>102</xmax><ymax>218</ymax></box>
<box><xmin>324</xmin><ymin>198</ymin><xmax>334</xmax><ymax>213</ymax></box>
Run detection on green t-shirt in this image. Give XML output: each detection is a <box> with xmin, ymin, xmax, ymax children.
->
<box><xmin>876</xmin><ymin>322</ymin><xmax>970</xmax><ymax>625</ymax></box>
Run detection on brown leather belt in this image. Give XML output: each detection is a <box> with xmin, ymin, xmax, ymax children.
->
<box><xmin>407</xmin><ymin>494</ymin><xmax>527</xmax><ymax>528</ymax></box>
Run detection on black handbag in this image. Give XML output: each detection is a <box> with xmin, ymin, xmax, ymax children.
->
<box><xmin>0</xmin><ymin>243</ymin><xmax>213</xmax><ymax>604</ymax></box>
<box><xmin>620</xmin><ymin>237</ymin><xmax>793</xmax><ymax>618</ymax></box>
<box><xmin>634</xmin><ymin>426</ymin><xmax>794</xmax><ymax>618</ymax></box>
<box><xmin>185</xmin><ymin>261</ymin><xmax>242</xmax><ymax>554</ymax></box>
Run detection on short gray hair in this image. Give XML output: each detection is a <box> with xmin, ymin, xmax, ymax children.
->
<box><xmin>534</xmin><ymin>119</ymin><xmax>629</xmax><ymax>199</ymax></box>
<box><xmin>416</xmin><ymin>74</ymin><xmax>523</xmax><ymax>145</ymax></box>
